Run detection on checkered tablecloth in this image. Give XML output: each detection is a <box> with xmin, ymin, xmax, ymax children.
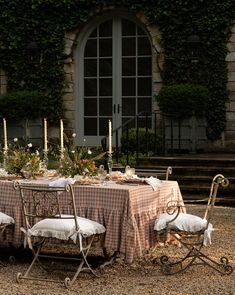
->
<box><xmin>0</xmin><ymin>179</ymin><xmax>183</xmax><ymax>263</ymax></box>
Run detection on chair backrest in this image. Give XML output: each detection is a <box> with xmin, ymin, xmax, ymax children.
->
<box><xmin>135</xmin><ymin>166</ymin><xmax>172</xmax><ymax>180</ymax></box>
<box><xmin>14</xmin><ymin>181</ymin><xmax>79</xmax><ymax>232</ymax></box>
<box><xmin>204</xmin><ymin>174</ymin><xmax>229</xmax><ymax>221</ymax></box>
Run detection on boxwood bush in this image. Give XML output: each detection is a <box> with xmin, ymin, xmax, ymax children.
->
<box><xmin>156</xmin><ymin>84</ymin><xmax>210</xmax><ymax>119</ymax></box>
<box><xmin>121</xmin><ymin>128</ymin><xmax>162</xmax><ymax>154</ymax></box>
<box><xmin>0</xmin><ymin>90</ymin><xmax>47</xmax><ymax>120</ymax></box>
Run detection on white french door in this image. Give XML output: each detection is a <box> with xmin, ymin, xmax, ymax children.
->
<box><xmin>76</xmin><ymin>14</ymin><xmax>152</xmax><ymax>146</ymax></box>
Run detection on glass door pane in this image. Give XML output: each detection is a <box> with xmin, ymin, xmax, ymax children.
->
<box><xmin>83</xmin><ymin>19</ymin><xmax>113</xmax><ymax>140</ymax></box>
<box><xmin>121</xmin><ymin>19</ymin><xmax>152</xmax><ymax>128</ymax></box>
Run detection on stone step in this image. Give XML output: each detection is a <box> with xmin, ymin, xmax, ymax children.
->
<box><xmin>137</xmin><ymin>166</ymin><xmax>235</xmax><ymax>177</ymax></box>
<box><xmin>137</xmin><ymin>155</ymin><xmax>235</xmax><ymax>168</ymax></box>
<box><xmin>182</xmin><ymin>193</ymin><xmax>235</xmax><ymax>207</ymax></box>
<box><xmin>136</xmin><ymin>153</ymin><xmax>235</xmax><ymax>200</ymax></box>
<box><xmin>173</xmin><ymin>175</ymin><xmax>235</xmax><ymax>183</ymax></box>
<box><xmin>179</xmin><ymin>183</ymin><xmax>232</xmax><ymax>194</ymax></box>
<box><xmin>168</xmin><ymin>166</ymin><xmax>235</xmax><ymax>177</ymax></box>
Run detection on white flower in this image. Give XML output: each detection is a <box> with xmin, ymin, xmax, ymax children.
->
<box><xmin>72</xmin><ymin>133</ymin><xmax>76</xmax><ymax>138</ymax></box>
<box><xmin>0</xmin><ymin>168</ymin><xmax>8</xmax><ymax>176</ymax></box>
<box><xmin>71</xmin><ymin>150</ymin><xmax>75</xmax><ymax>153</ymax></box>
<box><xmin>13</xmin><ymin>138</ymin><xmax>18</xmax><ymax>142</ymax></box>
<box><xmin>35</xmin><ymin>150</ymin><xmax>39</xmax><ymax>156</ymax></box>
<box><xmin>87</xmin><ymin>149</ymin><xmax>92</xmax><ymax>155</ymax></box>
<box><xmin>27</xmin><ymin>143</ymin><xmax>33</xmax><ymax>148</ymax></box>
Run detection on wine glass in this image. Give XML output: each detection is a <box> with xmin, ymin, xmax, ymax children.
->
<box><xmin>98</xmin><ymin>165</ymin><xmax>107</xmax><ymax>184</ymax></box>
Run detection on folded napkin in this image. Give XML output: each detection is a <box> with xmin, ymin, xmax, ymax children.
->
<box><xmin>49</xmin><ymin>177</ymin><xmax>75</xmax><ymax>187</ymax></box>
<box><xmin>144</xmin><ymin>176</ymin><xmax>161</xmax><ymax>191</ymax></box>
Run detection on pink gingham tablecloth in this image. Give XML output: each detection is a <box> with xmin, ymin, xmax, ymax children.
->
<box><xmin>0</xmin><ymin>179</ymin><xmax>183</xmax><ymax>263</ymax></box>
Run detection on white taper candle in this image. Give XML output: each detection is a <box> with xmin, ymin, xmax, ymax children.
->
<box><xmin>3</xmin><ymin>118</ymin><xmax>8</xmax><ymax>151</ymax></box>
<box><xmin>60</xmin><ymin>119</ymin><xmax>64</xmax><ymax>153</ymax></box>
<box><xmin>108</xmin><ymin>120</ymin><xmax>112</xmax><ymax>154</ymax></box>
<box><xmin>44</xmin><ymin>118</ymin><xmax>48</xmax><ymax>153</ymax></box>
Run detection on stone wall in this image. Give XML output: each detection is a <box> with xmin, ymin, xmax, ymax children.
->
<box><xmin>226</xmin><ymin>20</ymin><xmax>235</xmax><ymax>149</ymax></box>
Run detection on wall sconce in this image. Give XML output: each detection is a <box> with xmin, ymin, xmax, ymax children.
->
<box><xmin>186</xmin><ymin>35</ymin><xmax>201</xmax><ymax>63</ymax></box>
<box><xmin>24</xmin><ymin>41</ymin><xmax>41</xmax><ymax>65</ymax></box>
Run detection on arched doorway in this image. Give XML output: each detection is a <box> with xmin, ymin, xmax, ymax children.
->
<box><xmin>75</xmin><ymin>12</ymin><xmax>152</xmax><ymax>146</ymax></box>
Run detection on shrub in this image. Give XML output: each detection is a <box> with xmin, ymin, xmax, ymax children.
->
<box><xmin>121</xmin><ymin>128</ymin><xmax>162</xmax><ymax>154</ymax></box>
<box><xmin>156</xmin><ymin>84</ymin><xmax>210</xmax><ymax>119</ymax></box>
<box><xmin>0</xmin><ymin>90</ymin><xmax>47</xmax><ymax>120</ymax></box>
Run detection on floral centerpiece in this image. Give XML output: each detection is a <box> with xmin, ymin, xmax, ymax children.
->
<box><xmin>59</xmin><ymin>135</ymin><xmax>97</xmax><ymax>177</ymax></box>
<box><xmin>4</xmin><ymin>138</ymin><xmax>45</xmax><ymax>178</ymax></box>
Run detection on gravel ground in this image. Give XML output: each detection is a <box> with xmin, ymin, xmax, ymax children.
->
<box><xmin>0</xmin><ymin>204</ymin><xmax>234</xmax><ymax>295</ymax></box>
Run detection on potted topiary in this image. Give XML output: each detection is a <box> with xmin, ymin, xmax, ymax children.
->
<box><xmin>156</xmin><ymin>83</ymin><xmax>210</xmax><ymax>152</ymax></box>
<box><xmin>0</xmin><ymin>90</ymin><xmax>47</xmax><ymax>121</ymax></box>
<box><xmin>0</xmin><ymin>90</ymin><xmax>47</xmax><ymax>144</ymax></box>
<box><xmin>156</xmin><ymin>83</ymin><xmax>209</xmax><ymax>119</ymax></box>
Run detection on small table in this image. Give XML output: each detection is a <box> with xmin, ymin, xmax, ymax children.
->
<box><xmin>0</xmin><ymin>179</ymin><xmax>183</xmax><ymax>263</ymax></box>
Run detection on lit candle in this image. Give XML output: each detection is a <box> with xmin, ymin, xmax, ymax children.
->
<box><xmin>3</xmin><ymin>118</ymin><xmax>8</xmax><ymax>151</ymax></box>
<box><xmin>60</xmin><ymin>119</ymin><xmax>64</xmax><ymax>153</ymax></box>
<box><xmin>44</xmin><ymin>118</ymin><xmax>48</xmax><ymax>153</ymax></box>
<box><xmin>108</xmin><ymin>120</ymin><xmax>112</xmax><ymax>154</ymax></box>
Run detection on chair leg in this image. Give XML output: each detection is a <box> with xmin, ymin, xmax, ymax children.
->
<box><xmin>64</xmin><ymin>236</ymin><xmax>100</xmax><ymax>289</ymax></box>
<box><xmin>99</xmin><ymin>249</ymin><xmax>119</xmax><ymax>270</ymax></box>
<box><xmin>17</xmin><ymin>236</ymin><xmax>101</xmax><ymax>289</ymax></box>
<box><xmin>160</xmin><ymin>242</ymin><xmax>233</xmax><ymax>275</ymax></box>
<box><xmin>194</xmin><ymin>252</ymin><xmax>233</xmax><ymax>275</ymax></box>
<box><xmin>160</xmin><ymin>247</ymin><xmax>199</xmax><ymax>275</ymax></box>
<box><xmin>0</xmin><ymin>242</ymin><xmax>16</xmax><ymax>267</ymax></box>
<box><xmin>17</xmin><ymin>242</ymin><xmax>44</xmax><ymax>283</ymax></box>
<box><xmin>0</xmin><ymin>260</ymin><xmax>6</xmax><ymax>267</ymax></box>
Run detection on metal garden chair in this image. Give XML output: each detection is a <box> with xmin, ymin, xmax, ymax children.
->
<box><xmin>0</xmin><ymin>212</ymin><xmax>15</xmax><ymax>266</ymax></box>
<box><xmin>14</xmin><ymin>181</ymin><xmax>106</xmax><ymax>288</ymax></box>
<box><xmin>135</xmin><ymin>166</ymin><xmax>172</xmax><ymax>180</ymax></box>
<box><xmin>154</xmin><ymin>174</ymin><xmax>233</xmax><ymax>275</ymax></box>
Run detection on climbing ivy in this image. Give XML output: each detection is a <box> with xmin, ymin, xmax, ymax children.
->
<box><xmin>0</xmin><ymin>0</ymin><xmax>234</xmax><ymax>138</ymax></box>
<box><xmin>144</xmin><ymin>0</ymin><xmax>235</xmax><ymax>140</ymax></box>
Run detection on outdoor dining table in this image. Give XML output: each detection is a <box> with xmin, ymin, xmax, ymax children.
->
<box><xmin>0</xmin><ymin>178</ymin><xmax>184</xmax><ymax>263</ymax></box>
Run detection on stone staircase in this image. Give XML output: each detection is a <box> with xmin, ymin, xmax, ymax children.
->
<box><xmin>136</xmin><ymin>154</ymin><xmax>235</xmax><ymax>206</ymax></box>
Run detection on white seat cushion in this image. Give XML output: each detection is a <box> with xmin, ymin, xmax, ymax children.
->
<box><xmin>0</xmin><ymin>212</ymin><xmax>15</xmax><ymax>224</ymax></box>
<box><xmin>154</xmin><ymin>212</ymin><xmax>213</xmax><ymax>246</ymax></box>
<box><xmin>28</xmin><ymin>215</ymin><xmax>105</xmax><ymax>243</ymax></box>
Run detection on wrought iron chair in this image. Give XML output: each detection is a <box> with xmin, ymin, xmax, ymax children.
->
<box><xmin>154</xmin><ymin>174</ymin><xmax>233</xmax><ymax>275</ymax></box>
<box><xmin>14</xmin><ymin>181</ymin><xmax>106</xmax><ymax>288</ymax></box>
<box><xmin>0</xmin><ymin>212</ymin><xmax>15</xmax><ymax>266</ymax></box>
<box><xmin>135</xmin><ymin>166</ymin><xmax>172</xmax><ymax>180</ymax></box>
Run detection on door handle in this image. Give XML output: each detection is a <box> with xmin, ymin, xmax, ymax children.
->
<box><xmin>118</xmin><ymin>104</ymin><xmax>120</xmax><ymax>114</ymax></box>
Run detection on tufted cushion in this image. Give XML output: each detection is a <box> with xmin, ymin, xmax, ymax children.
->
<box><xmin>0</xmin><ymin>212</ymin><xmax>15</xmax><ymax>224</ymax></box>
<box><xmin>154</xmin><ymin>212</ymin><xmax>213</xmax><ymax>246</ymax></box>
<box><xmin>28</xmin><ymin>215</ymin><xmax>105</xmax><ymax>243</ymax></box>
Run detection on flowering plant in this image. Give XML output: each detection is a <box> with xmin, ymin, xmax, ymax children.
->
<box><xmin>4</xmin><ymin>138</ymin><xmax>45</xmax><ymax>178</ymax></box>
<box><xmin>59</xmin><ymin>135</ymin><xmax>97</xmax><ymax>177</ymax></box>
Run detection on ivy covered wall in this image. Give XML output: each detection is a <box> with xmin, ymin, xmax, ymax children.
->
<box><xmin>0</xmin><ymin>0</ymin><xmax>235</xmax><ymax>142</ymax></box>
